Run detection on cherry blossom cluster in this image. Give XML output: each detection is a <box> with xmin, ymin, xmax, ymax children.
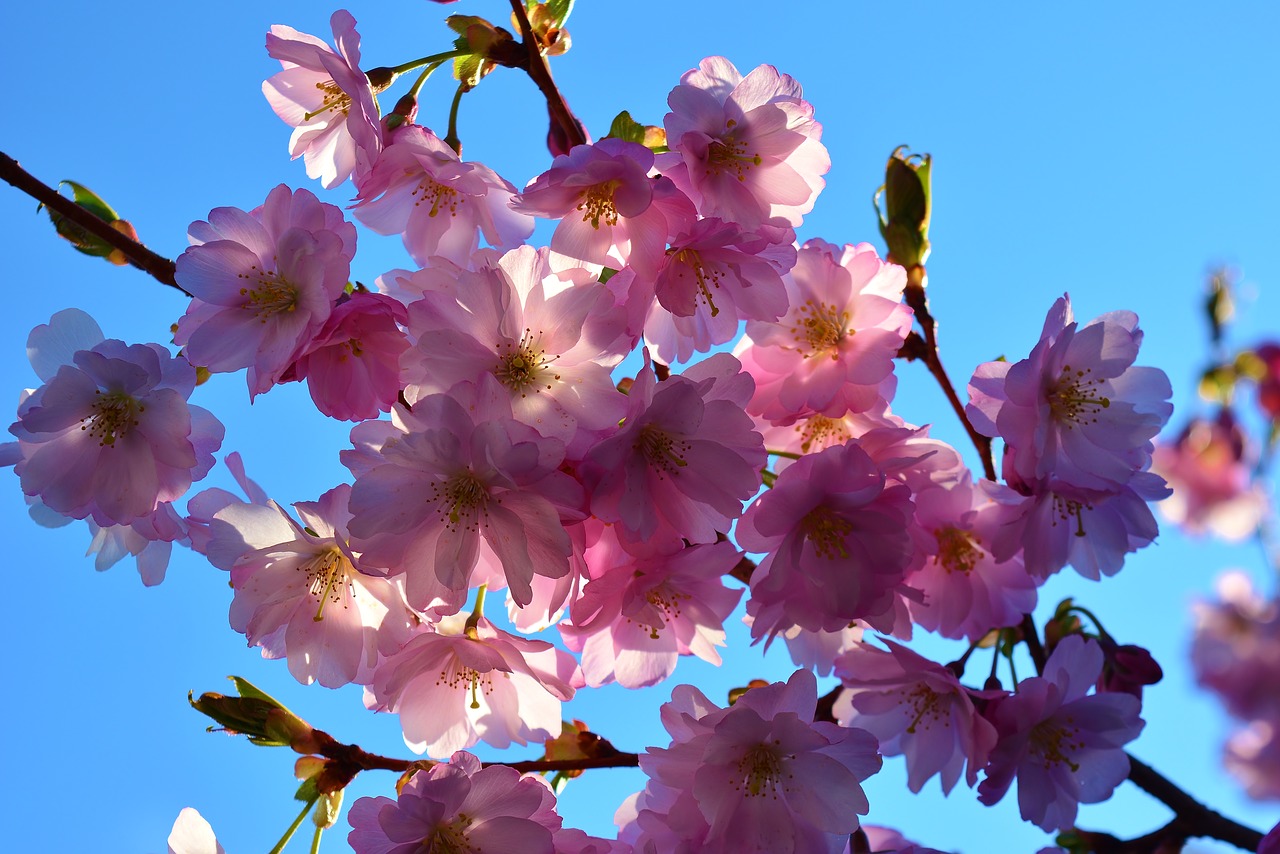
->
<box><xmin>4</xmin><ymin>6</ymin><xmax>1220</xmax><ymax>851</ymax></box>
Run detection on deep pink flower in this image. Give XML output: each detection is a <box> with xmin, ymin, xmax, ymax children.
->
<box><xmin>513</xmin><ymin>138</ymin><xmax>694</xmax><ymax>278</ymax></box>
<box><xmin>347</xmin><ymin>751</ymin><xmax>560</xmax><ymax>854</ymax></box>
<box><xmin>739</xmin><ymin>441</ymin><xmax>919</xmax><ymax>639</ymax></box>
<box><xmin>582</xmin><ymin>352</ymin><xmax>765</xmax><ymax>554</ymax></box>
<box><xmin>366</xmin><ymin>616</ymin><xmax>577</xmax><ymax>757</ymax></box>
<box><xmin>1152</xmin><ymin>409</ymin><xmax>1266</xmax><ymax>541</ymax></box>
<box><xmin>737</xmin><ymin>240</ymin><xmax>912</xmax><ymax>421</ymax></box>
<box><xmin>659</xmin><ymin>56</ymin><xmax>829</xmax><ymax>228</ymax></box>
<box><xmin>967</xmin><ymin>294</ymin><xmax>1173</xmax><ymax>492</ymax></box>
<box><xmin>978</xmin><ymin>636</ymin><xmax>1145</xmax><ymax>832</ymax></box>
<box><xmin>353</xmin><ymin>124</ymin><xmax>534</xmax><ymax>265</ymax></box>
<box><xmin>284</xmin><ymin>291</ymin><xmax>409</xmax><ymax>421</ymax></box>
<box><xmin>262</xmin><ymin>10</ymin><xmax>382</xmax><ymax>188</ymax></box>
<box><xmin>834</xmin><ymin>639</ymin><xmax>997</xmax><ymax>794</ymax></box>
<box><xmin>174</xmin><ymin>185</ymin><xmax>357</xmax><ymax>396</ymax></box>
<box><xmin>9</xmin><ymin>309</ymin><xmax>222</xmax><ymax>526</ymax></box>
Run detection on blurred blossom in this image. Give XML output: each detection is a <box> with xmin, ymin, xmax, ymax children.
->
<box><xmin>1152</xmin><ymin>410</ymin><xmax>1267</xmax><ymax>541</ymax></box>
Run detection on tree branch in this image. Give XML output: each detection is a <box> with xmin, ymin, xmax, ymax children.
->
<box><xmin>0</xmin><ymin>150</ymin><xmax>187</xmax><ymax>295</ymax></box>
<box><xmin>506</xmin><ymin>0</ymin><xmax>587</xmax><ymax>151</ymax></box>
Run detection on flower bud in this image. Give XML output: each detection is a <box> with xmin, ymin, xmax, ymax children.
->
<box><xmin>1097</xmin><ymin>637</ymin><xmax>1163</xmax><ymax>699</ymax></box>
<box><xmin>189</xmin><ymin>676</ymin><xmax>314</xmax><ymax>748</ymax></box>
<box><xmin>875</xmin><ymin>146</ymin><xmax>932</xmax><ymax>268</ymax></box>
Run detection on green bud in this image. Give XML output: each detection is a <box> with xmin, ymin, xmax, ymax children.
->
<box><xmin>189</xmin><ymin>676</ymin><xmax>314</xmax><ymax>748</ymax></box>
<box><xmin>875</xmin><ymin>146</ymin><xmax>932</xmax><ymax>268</ymax></box>
<box><xmin>313</xmin><ymin>789</ymin><xmax>344</xmax><ymax>829</ymax></box>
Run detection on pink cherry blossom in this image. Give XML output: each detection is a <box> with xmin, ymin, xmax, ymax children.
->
<box><xmin>736</xmin><ymin>240</ymin><xmax>912</xmax><ymax>421</ymax></box>
<box><xmin>221</xmin><ymin>484</ymin><xmax>418</xmax><ymax>688</ymax></box>
<box><xmin>513</xmin><ymin>138</ymin><xmax>694</xmax><ymax>278</ymax></box>
<box><xmin>347</xmin><ymin>751</ymin><xmax>560</xmax><ymax>854</ymax></box>
<box><xmin>583</xmin><ymin>352</ymin><xmax>765</xmax><ymax>554</ymax></box>
<box><xmin>346</xmin><ymin>388</ymin><xmax>583</xmax><ymax>609</ymax></box>
<box><xmin>967</xmin><ymin>294</ymin><xmax>1173</xmax><ymax>492</ymax></box>
<box><xmin>1224</xmin><ymin>719</ymin><xmax>1280</xmax><ymax>801</ymax></box>
<box><xmin>659</xmin><ymin>56</ymin><xmax>829</xmax><ymax>228</ymax></box>
<box><xmin>365</xmin><ymin>615</ymin><xmax>577</xmax><ymax>757</ymax></box>
<box><xmin>9</xmin><ymin>310</ymin><xmax>223</xmax><ymax>526</ymax></box>
<box><xmin>834</xmin><ymin>639</ymin><xmax>998</xmax><ymax>794</ymax></box>
<box><xmin>739</xmin><ymin>441</ymin><xmax>920</xmax><ymax>639</ymax></box>
<box><xmin>978</xmin><ymin>635</ymin><xmax>1145</xmax><ymax>832</ymax></box>
<box><xmin>561</xmin><ymin>538</ymin><xmax>743</xmax><ymax>689</ymax></box>
<box><xmin>86</xmin><ymin>501</ymin><xmax>189</xmax><ymax>586</ymax></box>
<box><xmin>627</xmin><ymin>669</ymin><xmax>881</xmax><ymax>854</ymax></box>
<box><xmin>1191</xmin><ymin>571</ymin><xmax>1280</xmax><ymax>722</ymax></box>
<box><xmin>262</xmin><ymin>10</ymin><xmax>382</xmax><ymax>189</ymax></box>
<box><xmin>352</xmin><ymin>124</ymin><xmax>534</xmax><ymax>265</ymax></box>
<box><xmin>283</xmin><ymin>290</ymin><xmax>409</xmax><ymax>421</ymax></box>
<box><xmin>174</xmin><ymin>184</ymin><xmax>357</xmax><ymax>397</ymax></box>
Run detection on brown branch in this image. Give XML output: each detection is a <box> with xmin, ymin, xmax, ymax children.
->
<box><xmin>506</xmin><ymin>0</ymin><xmax>587</xmax><ymax>150</ymax></box>
<box><xmin>0</xmin><ymin>150</ymin><xmax>187</xmax><ymax>295</ymax></box>
<box><xmin>898</xmin><ymin>264</ymin><xmax>996</xmax><ymax>481</ymax></box>
<box><xmin>1121</xmin><ymin>754</ymin><xmax>1264</xmax><ymax>851</ymax></box>
<box><xmin>485</xmin><ymin>754</ymin><xmax>640</xmax><ymax>774</ymax></box>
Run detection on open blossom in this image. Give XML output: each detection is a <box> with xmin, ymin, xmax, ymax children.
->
<box><xmin>219</xmin><ymin>484</ymin><xmax>418</xmax><ymax>688</ymax></box>
<box><xmin>583</xmin><ymin>352</ymin><xmax>765</xmax><ymax>554</ymax></box>
<box><xmin>366</xmin><ymin>615</ymin><xmax>577</xmax><ymax>757</ymax></box>
<box><xmin>347</xmin><ymin>751</ymin><xmax>561</xmax><ymax>854</ymax></box>
<box><xmin>967</xmin><ymin>294</ymin><xmax>1173</xmax><ymax>492</ymax></box>
<box><xmin>978</xmin><ymin>635</ymin><xmax>1145</xmax><ymax>832</ymax></box>
<box><xmin>352</xmin><ymin>123</ymin><xmax>534</xmax><ymax>265</ymax></box>
<box><xmin>625</xmin><ymin>669</ymin><xmax>881</xmax><ymax>854</ymax></box>
<box><xmin>283</xmin><ymin>291</ymin><xmax>409</xmax><ymax>421</ymax></box>
<box><xmin>739</xmin><ymin>441</ymin><xmax>919</xmax><ymax>639</ymax></box>
<box><xmin>174</xmin><ymin>184</ymin><xmax>357</xmax><ymax>396</ymax></box>
<box><xmin>347</xmin><ymin>387</ymin><xmax>583</xmax><ymax>609</ymax></box>
<box><xmin>659</xmin><ymin>56</ymin><xmax>829</xmax><ymax>228</ymax></box>
<box><xmin>736</xmin><ymin>240</ymin><xmax>912</xmax><ymax>422</ymax></box>
<box><xmin>560</xmin><ymin>538</ymin><xmax>743</xmax><ymax>689</ymax></box>
<box><xmin>513</xmin><ymin>138</ymin><xmax>695</xmax><ymax>277</ymax></box>
<box><xmin>86</xmin><ymin>502</ymin><xmax>189</xmax><ymax>586</ymax></box>
<box><xmin>834</xmin><ymin>639</ymin><xmax>998</xmax><ymax>795</ymax></box>
<box><xmin>262</xmin><ymin>10</ymin><xmax>382</xmax><ymax>188</ymax></box>
<box><xmin>8</xmin><ymin>309</ymin><xmax>222</xmax><ymax>526</ymax></box>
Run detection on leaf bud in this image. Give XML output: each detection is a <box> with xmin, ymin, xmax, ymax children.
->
<box><xmin>875</xmin><ymin>146</ymin><xmax>932</xmax><ymax>268</ymax></box>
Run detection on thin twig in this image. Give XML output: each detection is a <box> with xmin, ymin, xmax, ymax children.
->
<box><xmin>0</xmin><ymin>151</ymin><xmax>187</xmax><ymax>295</ymax></box>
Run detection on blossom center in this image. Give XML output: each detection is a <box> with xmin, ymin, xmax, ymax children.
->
<box><xmin>636</xmin><ymin>583</ymin><xmax>689</xmax><ymax>639</ymax></box>
<box><xmin>735</xmin><ymin>743</ymin><xmax>788</xmax><ymax>797</ymax></box>
<box><xmin>302</xmin><ymin>546</ymin><xmax>351</xmax><ymax>622</ymax></box>
<box><xmin>425</xmin><ymin>815</ymin><xmax>476</xmax><ymax>853</ymax></box>
<box><xmin>437</xmin><ymin>659</ymin><xmax>495</xmax><ymax>710</ymax></box>
<box><xmin>578</xmin><ymin>180</ymin><xmax>621</xmax><ymax>229</ymax></box>
<box><xmin>903</xmin><ymin>684</ymin><xmax>947</xmax><ymax>734</ymax></box>
<box><xmin>412</xmin><ymin>175</ymin><xmax>461</xmax><ymax>218</ymax></box>
<box><xmin>802</xmin><ymin>506</ymin><xmax>854</xmax><ymax>559</ymax></box>
<box><xmin>303</xmin><ymin>79</ymin><xmax>352</xmax><ymax>121</ymax></box>
<box><xmin>432</xmin><ymin>472</ymin><xmax>490</xmax><ymax>530</ymax></box>
<box><xmin>935</xmin><ymin>526</ymin><xmax>983</xmax><ymax>574</ymax></box>
<box><xmin>671</xmin><ymin>247</ymin><xmax>722</xmax><ymax>317</ymax></box>
<box><xmin>1048</xmin><ymin>364</ymin><xmax>1111</xmax><ymax>427</ymax></box>
<box><xmin>81</xmin><ymin>390</ymin><xmax>144</xmax><ymax>446</ymax></box>
<box><xmin>494</xmin><ymin>330</ymin><xmax>559</xmax><ymax>396</ymax></box>
<box><xmin>635</xmin><ymin>424</ymin><xmax>690</xmax><ymax>477</ymax></box>
<box><xmin>705</xmin><ymin>126</ymin><xmax>762</xmax><ymax>182</ymax></box>
<box><xmin>1051</xmin><ymin>494</ymin><xmax>1091</xmax><ymax>537</ymax></box>
<box><xmin>794</xmin><ymin>415</ymin><xmax>851</xmax><ymax>454</ymax></box>
<box><xmin>238</xmin><ymin>267</ymin><xmax>299</xmax><ymax>320</ymax></box>
<box><xmin>1029</xmin><ymin>720</ymin><xmax>1083</xmax><ymax>772</ymax></box>
<box><xmin>789</xmin><ymin>300</ymin><xmax>849</xmax><ymax>357</ymax></box>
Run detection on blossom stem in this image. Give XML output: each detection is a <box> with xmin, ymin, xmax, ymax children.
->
<box><xmin>267</xmin><ymin>795</ymin><xmax>318</xmax><ymax>854</ymax></box>
<box><xmin>464</xmin><ymin>585</ymin><xmax>487</xmax><ymax>637</ymax></box>
<box><xmin>309</xmin><ymin>826</ymin><xmax>323</xmax><ymax>854</ymax></box>
<box><xmin>382</xmin><ymin>49</ymin><xmax>467</xmax><ymax>76</ymax></box>
<box><xmin>0</xmin><ymin>151</ymin><xmax>187</xmax><ymax>294</ymax></box>
<box><xmin>444</xmin><ymin>82</ymin><xmax>467</xmax><ymax>156</ymax></box>
<box><xmin>505</xmin><ymin>0</ymin><xmax>587</xmax><ymax>150</ymax></box>
<box><xmin>407</xmin><ymin>61</ymin><xmax>447</xmax><ymax>100</ymax></box>
<box><xmin>1019</xmin><ymin>613</ymin><xmax>1046</xmax><ymax>675</ymax></box>
<box><xmin>766</xmin><ymin>449</ymin><xmax>803</xmax><ymax>460</ymax></box>
<box><xmin>761</xmin><ymin>470</ymin><xmax>777</xmax><ymax>488</ymax></box>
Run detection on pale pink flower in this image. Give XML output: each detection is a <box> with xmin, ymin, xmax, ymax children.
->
<box><xmin>738</xmin><ymin>441</ymin><xmax>920</xmax><ymax>639</ymax></box>
<box><xmin>347</xmin><ymin>751</ymin><xmax>560</xmax><ymax>854</ymax></box>
<box><xmin>834</xmin><ymin>639</ymin><xmax>998</xmax><ymax>794</ymax></box>
<box><xmin>1191</xmin><ymin>571</ymin><xmax>1280</xmax><ymax>722</ymax></box>
<box><xmin>736</xmin><ymin>240</ymin><xmax>912</xmax><ymax>421</ymax></box>
<box><xmin>905</xmin><ymin>478</ymin><xmax>1038</xmax><ymax>640</ymax></box>
<box><xmin>1224</xmin><ymin>719</ymin><xmax>1280</xmax><ymax>801</ymax></box>
<box><xmin>582</xmin><ymin>352</ymin><xmax>765</xmax><ymax>554</ymax></box>
<box><xmin>186</xmin><ymin>452</ymin><xmax>271</xmax><ymax>569</ymax></box>
<box><xmin>561</xmin><ymin>538</ymin><xmax>743</xmax><ymax>688</ymax></box>
<box><xmin>262</xmin><ymin>10</ymin><xmax>382</xmax><ymax>189</ymax></box>
<box><xmin>85</xmin><ymin>502</ymin><xmax>189</xmax><ymax>586</ymax></box>
<box><xmin>365</xmin><ymin>615</ymin><xmax>577</xmax><ymax>757</ymax></box>
<box><xmin>978</xmin><ymin>635</ymin><xmax>1145</xmax><ymax>832</ymax></box>
<box><xmin>168</xmin><ymin>808</ymin><xmax>225</xmax><ymax>854</ymax></box>
<box><xmin>513</xmin><ymin>139</ymin><xmax>695</xmax><ymax>277</ymax></box>
<box><xmin>1152</xmin><ymin>410</ymin><xmax>1267</xmax><ymax>541</ymax></box>
<box><xmin>856</xmin><ymin>826</ymin><xmax>949</xmax><ymax>854</ymax></box>
<box><xmin>353</xmin><ymin>124</ymin><xmax>534</xmax><ymax>265</ymax></box>
<box><xmin>346</xmin><ymin>387</ymin><xmax>584</xmax><ymax>609</ymax></box>
<box><xmin>9</xmin><ymin>309</ymin><xmax>223</xmax><ymax>526</ymax></box>
<box><xmin>283</xmin><ymin>291</ymin><xmax>409</xmax><ymax>421</ymax></box>
<box><xmin>659</xmin><ymin>56</ymin><xmax>829</xmax><ymax>228</ymax></box>
<box><xmin>555</xmin><ymin>827</ymin><xmax>633</xmax><ymax>854</ymax></box>
<box><xmin>222</xmin><ymin>484</ymin><xmax>418</xmax><ymax>688</ymax></box>
<box><xmin>967</xmin><ymin>294</ymin><xmax>1173</xmax><ymax>492</ymax></box>
<box><xmin>630</xmin><ymin>669</ymin><xmax>881</xmax><ymax>854</ymax></box>
<box><xmin>174</xmin><ymin>184</ymin><xmax>357</xmax><ymax>397</ymax></box>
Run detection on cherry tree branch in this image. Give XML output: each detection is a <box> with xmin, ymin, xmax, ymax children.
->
<box><xmin>0</xmin><ymin>151</ymin><xmax>187</xmax><ymax>295</ymax></box>
<box><xmin>505</xmin><ymin>0</ymin><xmax>587</xmax><ymax>150</ymax></box>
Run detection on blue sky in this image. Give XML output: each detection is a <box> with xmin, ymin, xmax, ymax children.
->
<box><xmin>2</xmin><ymin>1</ymin><xmax>1279</xmax><ymax>851</ymax></box>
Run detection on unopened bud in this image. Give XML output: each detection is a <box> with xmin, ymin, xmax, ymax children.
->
<box><xmin>875</xmin><ymin>146</ymin><xmax>932</xmax><ymax>268</ymax></box>
<box><xmin>189</xmin><ymin>676</ymin><xmax>314</xmax><ymax>748</ymax></box>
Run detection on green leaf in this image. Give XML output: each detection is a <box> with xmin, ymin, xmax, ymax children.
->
<box><xmin>546</xmin><ymin>0</ymin><xmax>575</xmax><ymax>27</ymax></box>
<box><xmin>605</xmin><ymin>111</ymin><xmax>646</xmax><ymax>144</ymax></box>
<box><xmin>294</xmin><ymin>777</ymin><xmax>320</xmax><ymax>804</ymax></box>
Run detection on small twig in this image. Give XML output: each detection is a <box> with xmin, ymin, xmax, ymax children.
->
<box><xmin>0</xmin><ymin>150</ymin><xmax>187</xmax><ymax>295</ymax></box>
